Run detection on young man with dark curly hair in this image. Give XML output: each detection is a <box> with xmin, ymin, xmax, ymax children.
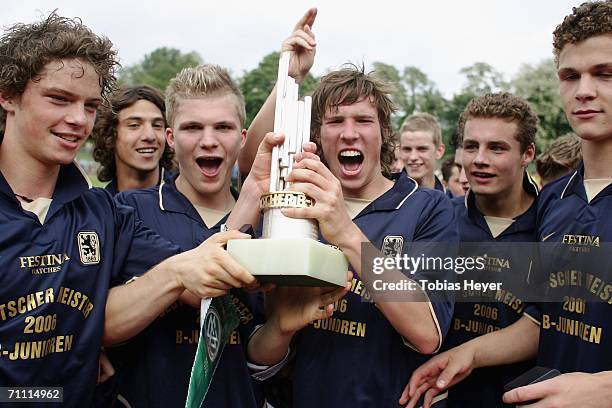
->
<box><xmin>0</xmin><ymin>12</ymin><xmax>284</xmax><ymax>407</ymax></box>
<box><xmin>92</xmin><ymin>85</ymin><xmax>175</xmax><ymax>195</ymax></box>
<box><xmin>401</xmin><ymin>3</ymin><xmax>612</xmax><ymax>407</ymax></box>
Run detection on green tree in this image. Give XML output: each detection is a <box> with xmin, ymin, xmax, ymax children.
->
<box><xmin>459</xmin><ymin>62</ymin><xmax>509</xmax><ymax>95</ymax></box>
<box><xmin>438</xmin><ymin>91</ymin><xmax>476</xmax><ymax>149</ymax></box>
<box><xmin>239</xmin><ymin>51</ymin><xmax>318</xmax><ymax>128</ymax></box>
<box><xmin>511</xmin><ymin>58</ymin><xmax>571</xmax><ymax>150</ymax></box>
<box><xmin>119</xmin><ymin>47</ymin><xmax>203</xmax><ymax>91</ymax></box>
<box><xmin>439</xmin><ymin>62</ymin><xmax>508</xmax><ymax>151</ymax></box>
<box><xmin>372</xmin><ymin>62</ymin><xmax>406</xmax><ymax>129</ymax></box>
<box><xmin>372</xmin><ymin>63</ymin><xmax>447</xmax><ymax>129</ymax></box>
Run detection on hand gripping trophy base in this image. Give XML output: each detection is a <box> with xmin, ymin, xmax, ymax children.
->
<box><xmin>227</xmin><ymin>191</ymin><xmax>348</xmax><ymax>287</ymax></box>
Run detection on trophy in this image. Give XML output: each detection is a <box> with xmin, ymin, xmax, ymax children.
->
<box><xmin>227</xmin><ymin>52</ymin><xmax>348</xmax><ymax>287</ymax></box>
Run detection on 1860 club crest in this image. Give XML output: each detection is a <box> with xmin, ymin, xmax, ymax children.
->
<box><xmin>382</xmin><ymin>235</ymin><xmax>404</xmax><ymax>257</ymax></box>
<box><xmin>77</xmin><ymin>231</ymin><xmax>100</xmax><ymax>265</ymax></box>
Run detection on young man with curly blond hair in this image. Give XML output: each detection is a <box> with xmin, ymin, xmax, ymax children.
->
<box><xmin>402</xmin><ymin>92</ymin><xmax>540</xmax><ymax>408</ymax></box>
<box><xmin>401</xmin><ymin>3</ymin><xmax>612</xmax><ymax>407</ymax></box>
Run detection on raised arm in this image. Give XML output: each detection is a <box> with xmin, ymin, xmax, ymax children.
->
<box><xmin>239</xmin><ymin>8</ymin><xmax>317</xmax><ymax>175</ymax></box>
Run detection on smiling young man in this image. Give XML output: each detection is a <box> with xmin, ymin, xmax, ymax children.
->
<box><xmin>402</xmin><ymin>92</ymin><xmax>540</xmax><ymax>408</ymax></box>
<box><xmin>0</xmin><ymin>13</ymin><xmax>283</xmax><ymax>407</ymax></box>
<box><xmin>92</xmin><ymin>85</ymin><xmax>175</xmax><ymax>195</ymax></box>
<box><xmin>399</xmin><ymin>112</ymin><xmax>446</xmax><ymax>191</ymax></box>
<box><xmin>400</xmin><ymin>3</ymin><xmax>612</xmax><ymax>407</ymax></box>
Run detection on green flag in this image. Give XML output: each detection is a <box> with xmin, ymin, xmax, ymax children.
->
<box><xmin>185</xmin><ymin>295</ymin><xmax>240</xmax><ymax>408</ymax></box>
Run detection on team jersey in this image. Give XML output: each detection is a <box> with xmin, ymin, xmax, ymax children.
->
<box><xmin>444</xmin><ymin>174</ymin><xmax>538</xmax><ymax>408</ymax></box>
<box><xmin>291</xmin><ymin>172</ymin><xmax>458</xmax><ymax>407</ymax></box>
<box><xmin>535</xmin><ymin>165</ymin><xmax>612</xmax><ymax>373</ymax></box>
<box><xmin>104</xmin><ymin>168</ymin><xmax>175</xmax><ymax>196</ymax></box>
<box><xmin>434</xmin><ymin>175</ymin><xmax>446</xmax><ymax>194</ymax></box>
<box><xmin>111</xmin><ymin>174</ymin><xmax>264</xmax><ymax>408</ymax></box>
<box><xmin>0</xmin><ymin>163</ymin><xmax>178</xmax><ymax>407</ymax></box>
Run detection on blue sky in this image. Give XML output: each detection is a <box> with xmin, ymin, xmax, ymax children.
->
<box><xmin>2</xmin><ymin>0</ymin><xmax>580</xmax><ymax>96</ymax></box>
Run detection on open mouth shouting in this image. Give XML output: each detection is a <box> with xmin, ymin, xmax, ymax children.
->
<box><xmin>338</xmin><ymin>149</ymin><xmax>364</xmax><ymax>176</ymax></box>
<box><xmin>196</xmin><ymin>156</ymin><xmax>223</xmax><ymax>177</ymax></box>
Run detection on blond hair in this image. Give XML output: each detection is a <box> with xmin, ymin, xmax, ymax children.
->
<box><xmin>400</xmin><ymin>112</ymin><xmax>443</xmax><ymax>147</ymax></box>
<box><xmin>165</xmin><ymin>64</ymin><xmax>245</xmax><ymax>127</ymax></box>
<box><xmin>457</xmin><ymin>92</ymin><xmax>538</xmax><ymax>153</ymax></box>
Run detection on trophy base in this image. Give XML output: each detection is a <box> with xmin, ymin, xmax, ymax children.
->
<box><xmin>227</xmin><ymin>238</ymin><xmax>348</xmax><ymax>287</ymax></box>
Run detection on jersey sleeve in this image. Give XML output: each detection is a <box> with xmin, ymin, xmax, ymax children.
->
<box><xmin>412</xmin><ymin>191</ymin><xmax>459</xmax><ymax>351</ymax></box>
<box><xmin>110</xmin><ymin>195</ymin><xmax>180</xmax><ymax>285</ymax></box>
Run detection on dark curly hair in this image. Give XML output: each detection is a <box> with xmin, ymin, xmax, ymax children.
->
<box><xmin>553</xmin><ymin>1</ymin><xmax>612</xmax><ymax>63</ymax></box>
<box><xmin>92</xmin><ymin>85</ymin><xmax>175</xmax><ymax>182</ymax></box>
<box><xmin>457</xmin><ymin>92</ymin><xmax>538</xmax><ymax>153</ymax></box>
<box><xmin>0</xmin><ymin>11</ymin><xmax>119</xmax><ymax>138</ymax></box>
<box><xmin>311</xmin><ymin>64</ymin><xmax>396</xmax><ymax>177</ymax></box>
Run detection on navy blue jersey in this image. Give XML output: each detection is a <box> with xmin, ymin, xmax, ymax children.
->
<box><xmin>111</xmin><ymin>175</ymin><xmax>264</xmax><ymax>408</ymax></box>
<box><xmin>444</xmin><ymin>174</ymin><xmax>538</xmax><ymax>408</ymax></box>
<box><xmin>535</xmin><ymin>166</ymin><xmax>612</xmax><ymax>373</ymax></box>
<box><xmin>0</xmin><ymin>164</ymin><xmax>178</xmax><ymax>407</ymax></box>
<box><xmin>104</xmin><ymin>168</ymin><xmax>175</xmax><ymax>196</ymax></box>
<box><xmin>400</xmin><ymin>169</ymin><xmax>446</xmax><ymax>194</ymax></box>
<box><xmin>434</xmin><ymin>175</ymin><xmax>446</xmax><ymax>194</ymax></box>
<box><xmin>292</xmin><ymin>173</ymin><xmax>458</xmax><ymax>408</ymax></box>
<box><xmin>96</xmin><ymin>167</ymin><xmax>176</xmax><ymax>407</ymax></box>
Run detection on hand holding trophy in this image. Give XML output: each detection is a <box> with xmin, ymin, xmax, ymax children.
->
<box><xmin>228</xmin><ymin>52</ymin><xmax>348</xmax><ymax>287</ymax></box>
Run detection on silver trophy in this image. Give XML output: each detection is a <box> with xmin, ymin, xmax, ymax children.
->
<box><xmin>227</xmin><ymin>52</ymin><xmax>348</xmax><ymax>286</ymax></box>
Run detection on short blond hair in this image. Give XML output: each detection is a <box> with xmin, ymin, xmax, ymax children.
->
<box><xmin>400</xmin><ymin>113</ymin><xmax>442</xmax><ymax>147</ymax></box>
<box><xmin>457</xmin><ymin>93</ymin><xmax>538</xmax><ymax>153</ymax></box>
<box><xmin>165</xmin><ymin>64</ymin><xmax>245</xmax><ymax>127</ymax></box>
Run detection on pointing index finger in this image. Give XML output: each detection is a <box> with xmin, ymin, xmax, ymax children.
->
<box><xmin>294</xmin><ymin>8</ymin><xmax>317</xmax><ymax>31</ymax></box>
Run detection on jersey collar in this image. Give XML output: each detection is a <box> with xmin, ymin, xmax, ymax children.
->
<box><xmin>560</xmin><ymin>163</ymin><xmax>612</xmax><ymax>201</ymax></box>
<box><xmin>354</xmin><ymin>172</ymin><xmax>419</xmax><ymax>218</ymax></box>
<box><xmin>464</xmin><ymin>171</ymin><xmax>538</xmax><ymax>237</ymax></box>
<box><xmin>158</xmin><ymin>173</ymin><xmax>236</xmax><ymax>227</ymax></box>
<box><xmin>0</xmin><ymin>161</ymin><xmax>92</xmax><ymax>222</ymax></box>
<box><xmin>434</xmin><ymin>175</ymin><xmax>446</xmax><ymax>193</ymax></box>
